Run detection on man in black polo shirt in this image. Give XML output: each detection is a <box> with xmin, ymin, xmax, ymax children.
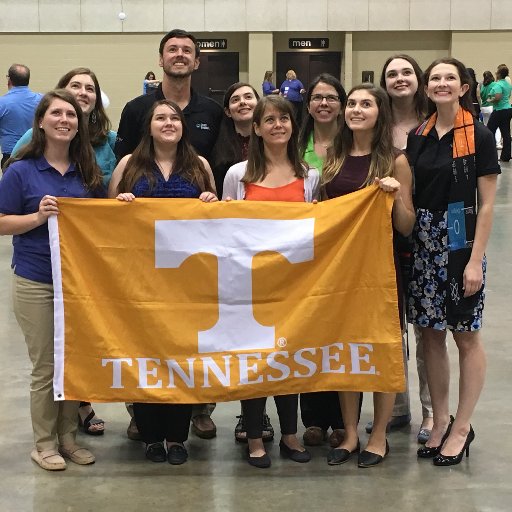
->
<box><xmin>115</xmin><ymin>29</ymin><xmax>223</xmax><ymax>163</ymax></box>
<box><xmin>116</xmin><ymin>29</ymin><xmax>222</xmax><ymax>441</ymax></box>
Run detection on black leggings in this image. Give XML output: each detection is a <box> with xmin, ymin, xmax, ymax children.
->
<box><xmin>488</xmin><ymin>108</ymin><xmax>512</xmax><ymax>160</ymax></box>
<box><xmin>241</xmin><ymin>394</ymin><xmax>298</xmax><ymax>440</ymax></box>
<box><xmin>133</xmin><ymin>403</ymin><xmax>192</xmax><ymax>444</ymax></box>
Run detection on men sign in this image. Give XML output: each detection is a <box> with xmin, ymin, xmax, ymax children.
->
<box><xmin>49</xmin><ymin>185</ymin><xmax>405</xmax><ymax>403</ymax></box>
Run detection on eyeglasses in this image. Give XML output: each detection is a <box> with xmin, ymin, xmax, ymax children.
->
<box><xmin>310</xmin><ymin>94</ymin><xmax>340</xmax><ymax>104</ymax></box>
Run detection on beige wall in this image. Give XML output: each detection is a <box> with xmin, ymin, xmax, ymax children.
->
<box><xmin>352</xmin><ymin>31</ymin><xmax>451</xmax><ymax>86</ymax></box>
<box><xmin>1</xmin><ymin>0</ymin><xmax>511</xmax><ymax>32</ymax></box>
<box><xmin>451</xmin><ymin>31</ymin><xmax>512</xmax><ymax>79</ymax></box>
<box><xmin>0</xmin><ymin>33</ymin><xmax>166</xmax><ymax>130</ymax></box>
<box><xmin>0</xmin><ymin>32</ymin><xmax>247</xmax><ymax>130</ymax></box>
<box><xmin>2</xmin><ymin>29</ymin><xmax>511</xmax><ymax>132</ymax></box>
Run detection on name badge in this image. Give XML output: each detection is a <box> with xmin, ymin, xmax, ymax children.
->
<box><xmin>447</xmin><ymin>201</ymin><xmax>467</xmax><ymax>251</ymax></box>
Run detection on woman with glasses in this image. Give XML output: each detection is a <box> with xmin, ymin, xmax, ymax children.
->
<box><xmin>297</xmin><ymin>73</ymin><xmax>347</xmax><ymax>448</ymax></box>
<box><xmin>299</xmin><ymin>73</ymin><xmax>347</xmax><ymax>176</ymax></box>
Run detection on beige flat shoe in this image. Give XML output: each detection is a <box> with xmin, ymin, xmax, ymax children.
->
<box><xmin>59</xmin><ymin>445</ymin><xmax>95</xmax><ymax>465</ymax></box>
<box><xmin>31</xmin><ymin>448</ymin><xmax>67</xmax><ymax>471</ymax></box>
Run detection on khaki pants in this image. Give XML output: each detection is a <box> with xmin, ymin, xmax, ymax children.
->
<box><xmin>13</xmin><ymin>274</ymin><xmax>78</xmax><ymax>451</ymax></box>
<box><xmin>393</xmin><ymin>325</ymin><xmax>433</xmax><ymax>418</ymax></box>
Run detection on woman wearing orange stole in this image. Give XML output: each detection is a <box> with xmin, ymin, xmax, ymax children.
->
<box><xmin>407</xmin><ymin>58</ymin><xmax>499</xmax><ymax>466</ymax></box>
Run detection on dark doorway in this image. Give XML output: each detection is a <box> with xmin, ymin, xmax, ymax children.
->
<box><xmin>191</xmin><ymin>52</ymin><xmax>239</xmax><ymax>105</ymax></box>
<box><xmin>276</xmin><ymin>52</ymin><xmax>343</xmax><ymax>91</ymax></box>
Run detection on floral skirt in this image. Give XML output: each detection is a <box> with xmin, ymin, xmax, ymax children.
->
<box><xmin>408</xmin><ymin>209</ymin><xmax>485</xmax><ymax>332</ymax></box>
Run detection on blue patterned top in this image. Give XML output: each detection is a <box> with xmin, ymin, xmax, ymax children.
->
<box><xmin>131</xmin><ymin>164</ymin><xmax>201</xmax><ymax>198</ymax></box>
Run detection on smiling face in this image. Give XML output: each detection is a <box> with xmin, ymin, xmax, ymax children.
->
<box><xmin>159</xmin><ymin>36</ymin><xmax>199</xmax><ymax>79</ymax></box>
<box><xmin>308</xmin><ymin>81</ymin><xmax>342</xmax><ymax>125</ymax></box>
<box><xmin>226</xmin><ymin>86</ymin><xmax>258</xmax><ymax>125</ymax></box>
<box><xmin>65</xmin><ymin>74</ymin><xmax>97</xmax><ymax>116</ymax></box>
<box><xmin>150</xmin><ymin>104</ymin><xmax>183</xmax><ymax>144</ymax></box>
<box><xmin>254</xmin><ymin>105</ymin><xmax>292</xmax><ymax>146</ymax></box>
<box><xmin>345</xmin><ymin>89</ymin><xmax>379</xmax><ymax>132</ymax></box>
<box><xmin>39</xmin><ymin>98</ymin><xmax>79</xmax><ymax>145</ymax></box>
<box><xmin>426</xmin><ymin>63</ymin><xmax>469</xmax><ymax>106</ymax></box>
<box><xmin>384</xmin><ymin>58</ymin><xmax>418</xmax><ymax>100</ymax></box>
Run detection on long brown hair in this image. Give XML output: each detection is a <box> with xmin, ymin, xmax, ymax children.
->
<box><xmin>56</xmin><ymin>67</ymin><xmax>111</xmax><ymax>146</ymax></box>
<box><xmin>9</xmin><ymin>89</ymin><xmax>103</xmax><ymax>191</ymax></box>
<box><xmin>322</xmin><ymin>84</ymin><xmax>395</xmax><ymax>188</ymax></box>
<box><xmin>423</xmin><ymin>58</ymin><xmax>474</xmax><ymax>115</ymax></box>
<box><xmin>380</xmin><ymin>54</ymin><xmax>426</xmax><ymax>121</ymax></box>
<box><xmin>243</xmin><ymin>95</ymin><xmax>307</xmax><ymax>184</ymax></box>
<box><xmin>117</xmin><ymin>100</ymin><xmax>214</xmax><ymax>194</ymax></box>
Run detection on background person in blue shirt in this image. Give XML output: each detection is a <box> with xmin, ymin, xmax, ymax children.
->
<box><xmin>280</xmin><ymin>69</ymin><xmax>306</xmax><ymax>125</ymax></box>
<box><xmin>0</xmin><ymin>89</ymin><xmax>103</xmax><ymax>471</ymax></box>
<box><xmin>262</xmin><ymin>71</ymin><xmax>279</xmax><ymax>96</ymax></box>
<box><xmin>0</xmin><ymin>64</ymin><xmax>42</xmax><ymax>169</ymax></box>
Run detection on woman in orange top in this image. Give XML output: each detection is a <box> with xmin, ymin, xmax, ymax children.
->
<box><xmin>223</xmin><ymin>95</ymin><xmax>319</xmax><ymax>468</ymax></box>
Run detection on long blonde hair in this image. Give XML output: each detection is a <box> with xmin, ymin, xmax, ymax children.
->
<box><xmin>322</xmin><ymin>84</ymin><xmax>395</xmax><ymax>188</ymax></box>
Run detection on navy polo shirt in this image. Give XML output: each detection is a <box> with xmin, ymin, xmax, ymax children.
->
<box><xmin>0</xmin><ymin>156</ymin><xmax>94</xmax><ymax>283</ymax></box>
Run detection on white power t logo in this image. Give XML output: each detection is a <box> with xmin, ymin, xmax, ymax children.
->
<box><xmin>155</xmin><ymin>218</ymin><xmax>315</xmax><ymax>353</ymax></box>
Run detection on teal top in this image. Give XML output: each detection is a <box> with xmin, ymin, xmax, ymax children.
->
<box><xmin>303</xmin><ymin>132</ymin><xmax>325</xmax><ymax>174</ymax></box>
<box><xmin>479</xmin><ymin>82</ymin><xmax>495</xmax><ymax>107</ymax></box>
<box><xmin>12</xmin><ymin>129</ymin><xmax>117</xmax><ymax>186</ymax></box>
<box><xmin>490</xmin><ymin>79</ymin><xmax>512</xmax><ymax>110</ymax></box>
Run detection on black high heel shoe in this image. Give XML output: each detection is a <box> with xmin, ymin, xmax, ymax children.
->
<box><xmin>417</xmin><ymin>415</ymin><xmax>454</xmax><ymax>459</ymax></box>
<box><xmin>433</xmin><ymin>425</ymin><xmax>475</xmax><ymax>466</ymax></box>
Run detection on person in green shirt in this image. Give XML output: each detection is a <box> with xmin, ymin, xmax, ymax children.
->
<box><xmin>299</xmin><ymin>73</ymin><xmax>346</xmax><ymax>176</ymax></box>
<box><xmin>487</xmin><ymin>65</ymin><xmax>512</xmax><ymax>161</ymax></box>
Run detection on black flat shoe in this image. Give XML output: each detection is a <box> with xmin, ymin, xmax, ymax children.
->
<box><xmin>247</xmin><ymin>448</ymin><xmax>271</xmax><ymax>468</ymax></box>
<box><xmin>358</xmin><ymin>440</ymin><xmax>389</xmax><ymax>468</ymax></box>
<box><xmin>433</xmin><ymin>425</ymin><xmax>475</xmax><ymax>467</ymax></box>
<box><xmin>327</xmin><ymin>441</ymin><xmax>360</xmax><ymax>465</ymax></box>
<box><xmin>417</xmin><ymin>415</ymin><xmax>454</xmax><ymax>459</ymax></box>
<box><xmin>167</xmin><ymin>444</ymin><xmax>188</xmax><ymax>465</ymax></box>
<box><xmin>279</xmin><ymin>440</ymin><xmax>311</xmax><ymax>463</ymax></box>
<box><xmin>145</xmin><ymin>442</ymin><xmax>166</xmax><ymax>463</ymax></box>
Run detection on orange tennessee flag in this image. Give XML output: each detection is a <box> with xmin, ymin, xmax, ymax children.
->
<box><xmin>49</xmin><ymin>185</ymin><xmax>405</xmax><ymax>403</ymax></box>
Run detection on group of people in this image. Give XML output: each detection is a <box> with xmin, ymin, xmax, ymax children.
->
<box><xmin>0</xmin><ymin>28</ymin><xmax>501</xmax><ymax>472</ymax></box>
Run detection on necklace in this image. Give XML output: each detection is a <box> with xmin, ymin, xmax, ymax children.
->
<box><xmin>155</xmin><ymin>159</ymin><xmax>172</xmax><ymax>179</ymax></box>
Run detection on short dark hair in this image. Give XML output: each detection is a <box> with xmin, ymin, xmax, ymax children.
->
<box><xmin>8</xmin><ymin>64</ymin><xmax>30</xmax><ymax>86</ymax></box>
<box><xmin>497</xmin><ymin>66</ymin><xmax>509</xmax><ymax>79</ymax></box>
<box><xmin>159</xmin><ymin>29</ymin><xmax>200</xmax><ymax>57</ymax></box>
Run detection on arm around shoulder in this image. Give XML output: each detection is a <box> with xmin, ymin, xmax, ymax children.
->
<box><xmin>199</xmin><ymin>156</ymin><xmax>217</xmax><ymax>195</ymax></box>
<box><xmin>391</xmin><ymin>154</ymin><xmax>416</xmax><ymax>236</ymax></box>
<box><xmin>222</xmin><ymin>162</ymin><xmax>246</xmax><ymax>200</ymax></box>
<box><xmin>108</xmin><ymin>155</ymin><xmax>131</xmax><ymax>198</ymax></box>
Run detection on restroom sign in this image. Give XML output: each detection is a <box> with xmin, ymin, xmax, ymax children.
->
<box><xmin>197</xmin><ymin>39</ymin><xmax>228</xmax><ymax>49</ymax></box>
<box><xmin>289</xmin><ymin>38</ymin><xmax>329</xmax><ymax>49</ymax></box>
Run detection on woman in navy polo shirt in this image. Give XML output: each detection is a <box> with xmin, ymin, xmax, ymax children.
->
<box><xmin>0</xmin><ymin>89</ymin><xmax>103</xmax><ymax>471</ymax></box>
